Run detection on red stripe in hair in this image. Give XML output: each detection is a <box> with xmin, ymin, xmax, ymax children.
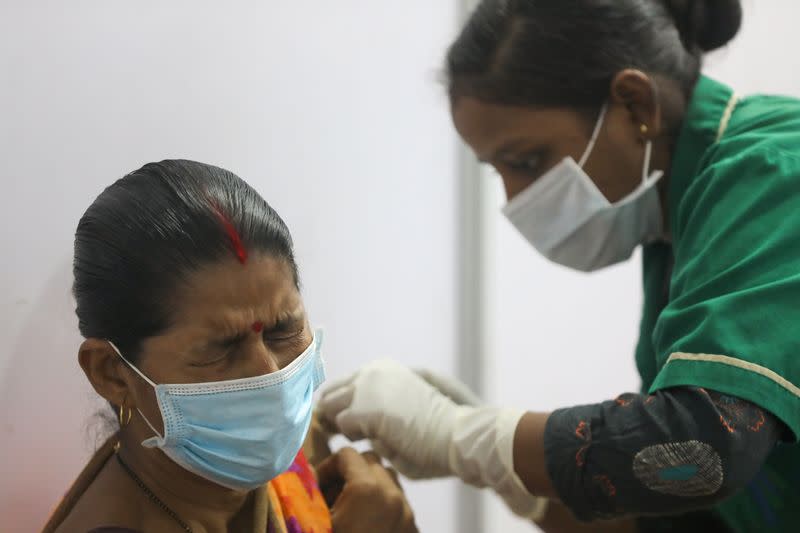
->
<box><xmin>209</xmin><ymin>203</ymin><xmax>248</xmax><ymax>264</ymax></box>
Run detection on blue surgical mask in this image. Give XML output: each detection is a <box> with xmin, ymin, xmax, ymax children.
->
<box><xmin>109</xmin><ymin>329</ymin><xmax>326</xmax><ymax>491</ymax></box>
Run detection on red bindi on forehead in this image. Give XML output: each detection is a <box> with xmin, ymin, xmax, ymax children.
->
<box><xmin>251</xmin><ymin>321</ymin><xmax>264</xmax><ymax>333</ymax></box>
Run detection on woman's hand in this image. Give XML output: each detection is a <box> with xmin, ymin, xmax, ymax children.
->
<box><xmin>317</xmin><ymin>448</ymin><xmax>418</xmax><ymax>533</ymax></box>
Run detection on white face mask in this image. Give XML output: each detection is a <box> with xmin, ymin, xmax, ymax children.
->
<box><xmin>501</xmin><ymin>104</ymin><xmax>665</xmax><ymax>272</ymax></box>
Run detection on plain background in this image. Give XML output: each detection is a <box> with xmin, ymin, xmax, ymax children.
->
<box><xmin>1</xmin><ymin>1</ymin><xmax>799</xmax><ymax>532</ymax></box>
<box><xmin>0</xmin><ymin>2</ymin><xmax>461</xmax><ymax>531</ymax></box>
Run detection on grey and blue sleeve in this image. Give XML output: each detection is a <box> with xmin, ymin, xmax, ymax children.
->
<box><xmin>543</xmin><ymin>387</ymin><xmax>781</xmax><ymax>522</ymax></box>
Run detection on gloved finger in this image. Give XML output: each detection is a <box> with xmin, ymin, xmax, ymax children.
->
<box><xmin>370</xmin><ymin>440</ymin><xmax>399</xmax><ymax>463</ymax></box>
<box><xmin>372</xmin><ymin>440</ymin><xmax>420</xmax><ymax>481</ymax></box>
<box><xmin>317</xmin><ymin>383</ymin><xmax>356</xmax><ymax>431</ymax></box>
<box><xmin>382</xmin><ymin>441</ymin><xmax>451</xmax><ymax>480</ymax></box>
<box><xmin>317</xmin><ymin>411</ymin><xmax>340</xmax><ymax>435</ymax></box>
<box><xmin>414</xmin><ymin>368</ymin><xmax>483</xmax><ymax>407</ymax></box>
<box><xmin>318</xmin><ymin>373</ymin><xmax>356</xmax><ymax>402</ymax></box>
<box><xmin>335</xmin><ymin>408</ymin><xmax>369</xmax><ymax>441</ymax></box>
<box><xmin>388</xmin><ymin>454</ymin><xmax>431</xmax><ymax>480</ymax></box>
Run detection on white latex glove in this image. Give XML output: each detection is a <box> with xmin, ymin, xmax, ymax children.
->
<box><xmin>413</xmin><ymin>368</ymin><xmax>483</xmax><ymax>407</ymax></box>
<box><xmin>318</xmin><ymin>360</ymin><xmax>548</xmax><ymax>522</ymax></box>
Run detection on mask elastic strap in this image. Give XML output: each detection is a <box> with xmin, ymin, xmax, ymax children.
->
<box><xmin>106</xmin><ymin>340</ymin><xmax>166</xmax><ymax>440</ymax></box>
<box><xmin>107</xmin><ymin>341</ymin><xmax>159</xmax><ymax>388</ymax></box>
<box><xmin>642</xmin><ymin>140</ymin><xmax>655</xmax><ymax>184</ymax></box>
<box><xmin>578</xmin><ymin>103</ymin><xmax>608</xmax><ymax>168</ymax></box>
<box><xmin>136</xmin><ymin>408</ymin><xmax>165</xmax><ymax>440</ymax></box>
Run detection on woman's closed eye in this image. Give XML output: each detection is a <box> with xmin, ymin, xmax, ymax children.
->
<box><xmin>264</xmin><ymin>328</ymin><xmax>304</xmax><ymax>344</ymax></box>
<box><xmin>262</xmin><ymin>315</ymin><xmax>306</xmax><ymax>344</ymax></box>
<box><xmin>192</xmin><ymin>350</ymin><xmax>233</xmax><ymax>367</ymax></box>
<box><xmin>266</xmin><ymin>328</ymin><xmax>308</xmax><ymax>365</ymax></box>
<box><xmin>193</xmin><ymin>334</ymin><xmax>247</xmax><ymax>367</ymax></box>
<box><xmin>191</xmin><ymin>317</ymin><xmax>307</xmax><ymax>368</ymax></box>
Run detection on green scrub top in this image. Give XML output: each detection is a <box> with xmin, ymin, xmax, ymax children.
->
<box><xmin>637</xmin><ymin>76</ymin><xmax>800</xmax><ymax>532</ymax></box>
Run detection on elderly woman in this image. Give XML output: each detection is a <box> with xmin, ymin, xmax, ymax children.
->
<box><xmin>43</xmin><ymin>160</ymin><xmax>416</xmax><ymax>533</ymax></box>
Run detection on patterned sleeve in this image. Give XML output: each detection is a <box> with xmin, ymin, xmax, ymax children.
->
<box><xmin>543</xmin><ymin>386</ymin><xmax>780</xmax><ymax>521</ymax></box>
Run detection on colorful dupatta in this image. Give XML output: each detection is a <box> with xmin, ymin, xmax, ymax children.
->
<box><xmin>266</xmin><ymin>450</ymin><xmax>331</xmax><ymax>533</ymax></box>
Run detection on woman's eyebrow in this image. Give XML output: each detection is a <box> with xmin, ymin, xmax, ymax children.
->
<box><xmin>204</xmin><ymin>309</ymin><xmax>305</xmax><ymax>345</ymax></box>
<box><xmin>266</xmin><ymin>313</ymin><xmax>305</xmax><ymax>331</ymax></box>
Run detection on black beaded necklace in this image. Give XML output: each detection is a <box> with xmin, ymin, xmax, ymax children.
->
<box><xmin>115</xmin><ymin>452</ymin><xmax>194</xmax><ymax>533</ymax></box>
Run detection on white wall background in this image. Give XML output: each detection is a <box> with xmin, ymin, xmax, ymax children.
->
<box><xmin>483</xmin><ymin>1</ymin><xmax>800</xmax><ymax>531</ymax></box>
<box><xmin>0</xmin><ymin>1</ymin><xmax>461</xmax><ymax>531</ymax></box>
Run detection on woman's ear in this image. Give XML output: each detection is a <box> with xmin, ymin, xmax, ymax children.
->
<box><xmin>78</xmin><ymin>338</ymin><xmax>133</xmax><ymax>407</ymax></box>
<box><xmin>609</xmin><ymin>69</ymin><xmax>663</xmax><ymax>140</ymax></box>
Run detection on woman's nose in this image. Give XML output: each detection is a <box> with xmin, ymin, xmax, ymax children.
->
<box><xmin>244</xmin><ymin>337</ymin><xmax>281</xmax><ymax>375</ymax></box>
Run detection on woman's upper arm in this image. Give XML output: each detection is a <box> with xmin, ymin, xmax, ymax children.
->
<box><xmin>653</xmin><ymin>147</ymin><xmax>800</xmax><ymax>440</ymax></box>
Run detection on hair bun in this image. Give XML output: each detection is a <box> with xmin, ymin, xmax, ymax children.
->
<box><xmin>665</xmin><ymin>0</ymin><xmax>742</xmax><ymax>52</ymax></box>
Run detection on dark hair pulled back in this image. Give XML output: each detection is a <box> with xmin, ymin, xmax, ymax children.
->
<box><xmin>447</xmin><ymin>0</ymin><xmax>742</xmax><ymax>109</ymax></box>
<box><xmin>73</xmin><ymin>160</ymin><xmax>298</xmax><ymax>362</ymax></box>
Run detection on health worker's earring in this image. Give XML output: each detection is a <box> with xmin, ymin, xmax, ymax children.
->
<box><xmin>119</xmin><ymin>403</ymin><xmax>132</xmax><ymax>427</ymax></box>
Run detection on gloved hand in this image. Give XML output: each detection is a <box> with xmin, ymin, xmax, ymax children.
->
<box><xmin>318</xmin><ymin>360</ymin><xmax>548</xmax><ymax>522</ymax></box>
<box><xmin>413</xmin><ymin>368</ymin><xmax>483</xmax><ymax>407</ymax></box>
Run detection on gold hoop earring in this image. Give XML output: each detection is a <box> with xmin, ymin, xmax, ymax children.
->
<box><xmin>119</xmin><ymin>404</ymin><xmax>132</xmax><ymax>427</ymax></box>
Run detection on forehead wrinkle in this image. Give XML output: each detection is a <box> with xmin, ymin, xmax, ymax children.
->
<box><xmin>168</xmin><ymin>255</ymin><xmax>303</xmax><ymax>337</ymax></box>
<box><xmin>206</xmin><ymin>300</ymin><xmax>306</xmax><ymax>336</ymax></box>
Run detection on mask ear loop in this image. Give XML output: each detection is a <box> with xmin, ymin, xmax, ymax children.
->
<box><xmin>107</xmin><ymin>340</ymin><xmax>165</xmax><ymax>440</ymax></box>
<box><xmin>642</xmin><ymin>139</ymin><xmax>657</xmax><ymax>185</ymax></box>
<box><xmin>578</xmin><ymin>103</ymin><xmax>609</xmax><ymax>168</ymax></box>
<box><xmin>107</xmin><ymin>341</ymin><xmax>158</xmax><ymax>387</ymax></box>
